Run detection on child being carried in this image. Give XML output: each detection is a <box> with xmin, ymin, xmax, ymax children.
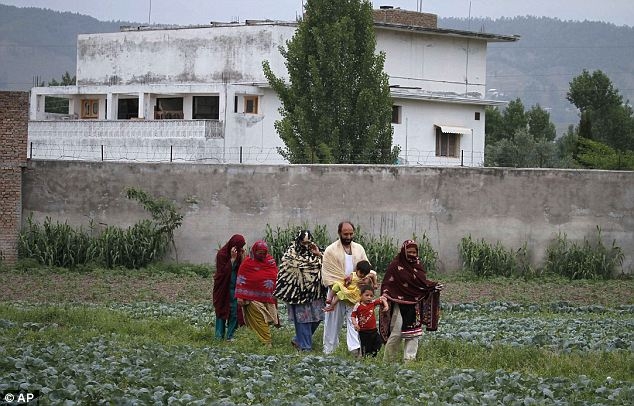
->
<box><xmin>324</xmin><ymin>260</ymin><xmax>377</xmax><ymax>312</ymax></box>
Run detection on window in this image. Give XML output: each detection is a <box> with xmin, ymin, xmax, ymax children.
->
<box><xmin>475</xmin><ymin>111</ymin><xmax>481</xmax><ymax>120</ymax></box>
<box><xmin>193</xmin><ymin>96</ymin><xmax>219</xmax><ymax>119</ymax></box>
<box><xmin>392</xmin><ymin>105</ymin><xmax>402</xmax><ymax>124</ymax></box>
<box><xmin>234</xmin><ymin>95</ymin><xmax>238</xmax><ymax>113</ymax></box>
<box><xmin>154</xmin><ymin>97</ymin><xmax>183</xmax><ymax>119</ymax></box>
<box><xmin>244</xmin><ymin>95</ymin><xmax>259</xmax><ymax>114</ymax></box>
<box><xmin>117</xmin><ymin>98</ymin><xmax>139</xmax><ymax>119</ymax></box>
<box><xmin>435</xmin><ymin>128</ymin><xmax>459</xmax><ymax>157</ymax></box>
<box><xmin>44</xmin><ymin>96</ymin><xmax>69</xmax><ymax>115</ymax></box>
<box><xmin>81</xmin><ymin>99</ymin><xmax>99</xmax><ymax>119</ymax></box>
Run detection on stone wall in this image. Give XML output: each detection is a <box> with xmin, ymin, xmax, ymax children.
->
<box><xmin>0</xmin><ymin>91</ymin><xmax>28</xmax><ymax>265</ymax></box>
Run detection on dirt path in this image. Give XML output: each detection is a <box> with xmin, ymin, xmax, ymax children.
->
<box><xmin>2</xmin><ymin>271</ymin><xmax>632</xmax><ymax>306</ymax></box>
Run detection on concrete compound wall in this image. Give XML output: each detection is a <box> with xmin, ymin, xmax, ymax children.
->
<box><xmin>21</xmin><ymin>161</ymin><xmax>634</xmax><ymax>273</ymax></box>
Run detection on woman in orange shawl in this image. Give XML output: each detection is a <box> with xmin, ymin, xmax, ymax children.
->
<box><xmin>236</xmin><ymin>240</ymin><xmax>280</xmax><ymax>345</ymax></box>
<box><xmin>380</xmin><ymin>240</ymin><xmax>442</xmax><ymax>362</ymax></box>
<box><xmin>213</xmin><ymin>234</ymin><xmax>246</xmax><ymax>340</ymax></box>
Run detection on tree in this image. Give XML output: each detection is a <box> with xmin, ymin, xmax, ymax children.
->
<box><xmin>527</xmin><ymin>104</ymin><xmax>556</xmax><ymax>141</ymax></box>
<box><xmin>485</xmin><ymin>128</ymin><xmax>558</xmax><ymax>168</ymax></box>
<box><xmin>567</xmin><ymin>69</ymin><xmax>622</xmax><ymax>114</ymax></box>
<box><xmin>484</xmin><ymin>106</ymin><xmax>505</xmax><ymax>144</ymax></box>
<box><xmin>47</xmin><ymin>71</ymin><xmax>76</xmax><ymax>86</ymax></box>
<box><xmin>502</xmin><ymin>98</ymin><xmax>528</xmax><ymax>139</ymax></box>
<box><xmin>574</xmin><ymin>137</ymin><xmax>634</xmax><ymax>170</ymax></box>
<box><xmin>485</xmin><ymin>99</ymin><xmax>531</xmax><ymax>146</ymax></box>
<box><xmin>485</xmin><ymin>98</ymin><xmax>560</xmax><ymax>168</ymax></box>
<box><xmin>262</xmin><ymin>0</ymin><xmax>398</xmax><ymax>164</ymax></box>
<box><xmin>566</xmin><ymin>69</ymin><xmax>634</xmax><ymax>151</ymax></box>
<box><xmin>44</xmin><ymin>71</ymin><xmax>76</xmax><ymax>114</ymax></box>
<box><xmin>555</xmin><ymin>125</ymin><xmax>580</xmax><ymax>168</ymax></box>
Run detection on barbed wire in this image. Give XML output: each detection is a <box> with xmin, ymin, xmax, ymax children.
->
<box><xmin>27</xmin><ymin>141</ymin><xmax>484</xmax><ymax>166</ymax></box>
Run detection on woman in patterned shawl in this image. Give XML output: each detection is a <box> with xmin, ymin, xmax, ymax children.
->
<box><xmin>379</xmin><ymin>240</ymin><xmax>443</xmax><ymax>362</ymax></box>
<box><xmin>213</xmin><ymin>234</ymin><xmax>246</xmax><ymax>340</ymax></box>
<box><xmin>235</xmin><ymin>240</ymin><xmax>280</xmax><ymax>345</ymax></box>
<box><xmin>275</xmin><ymin>230</ymin><xmax>327</xmax><ymax>351</ymax></box>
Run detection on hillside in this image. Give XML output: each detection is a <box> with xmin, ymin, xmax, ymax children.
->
<box><xmin>0</xmin><ymin>4</ymin><xmax>126</xmax><ymax>89</ymax></box>
<box><xmin>441</xmin><ymin>16</ymin><xmax>634</xmax><ymax>132</ymax></box>
<box><xmin>1</xmin><ymin>4</ymin><xmax>633</xmax><ymax>134</ymax></box>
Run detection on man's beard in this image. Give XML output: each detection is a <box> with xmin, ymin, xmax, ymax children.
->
<box><xmin>340</xmin><ymin>237</ymin><xmax>352</xmax><ymax>245</ymax></box>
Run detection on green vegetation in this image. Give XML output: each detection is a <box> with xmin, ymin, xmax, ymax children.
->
<box><xmin>485</xmin><ymin>69</ymin><xmax>634</xmax><ymax>170</ymax></box>
<box><xmin>573</xmin><ymin>137</ymin><xmax>634</xmax><ymax>170</ymax></box>
<box><xmin>544</xmin><ymin>228</ymin><xmax>625</xmax><ymax>279</ymax></box>
<box><xmin>18</xmin><ymin>188</ymin><xmax>183</xmax><ymax>269</ymax></box>
<box><xmin>459</xmin><ymin>227</ymin><xmax>626</xmax><ymax>279</ymax></box>
<box><xmin>0</xmin><ymin>288</ymin><xmax>632</xmax><ymax>403</ymax></box>
<box><xmin>262</xmin><ymin>0</ymin><xmax>398</xmax><ymax>164</ymax></box>
<box><xmin>459</xmin><ymin>235</ymin><xmax>533</xmax><ymax>278</ymax></box>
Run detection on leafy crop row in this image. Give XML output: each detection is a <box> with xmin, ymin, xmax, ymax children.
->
<box><xmin>1</xmin><ymin>335</ymin><xmax>631</xmax><ymax>405</ymax></box>
<box><xmin>4</xmin><ymin>301</ymin><xmax>632</xmax><ymax>353</ymax></box>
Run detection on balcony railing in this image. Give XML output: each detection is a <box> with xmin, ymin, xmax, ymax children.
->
<box><xmin>28</xmin><ymin>119</ymin><xmax>224</xmax><ymax>139</ymax></box>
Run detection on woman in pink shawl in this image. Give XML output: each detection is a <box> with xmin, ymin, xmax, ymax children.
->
<box><xmin>235</xmin><ymin>240</ymin><xmax>280</xmax><ymax>345</ymax></box>
<box><xmin>213</xmin><ymin>234</ymin><xmax>246</xmax><ymax>340</ymax></box>
<box><xmin>380</xmin><ymin>240</ymin><xmax>443</xmax><ymax>362</ymax></box>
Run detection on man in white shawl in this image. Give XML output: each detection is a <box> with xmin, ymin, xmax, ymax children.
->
<box><xmin>321</xmin><ymin>221</ymin><xmax>368</xmax><ymax>355</ymax></box>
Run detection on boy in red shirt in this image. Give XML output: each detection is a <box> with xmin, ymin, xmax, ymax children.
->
<box><xmin>351</xmin><ymin>285</ymin><xmax>389</xmax><ymax>357</ymax></box>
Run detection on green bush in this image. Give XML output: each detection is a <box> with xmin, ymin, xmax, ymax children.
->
<box><xmin>544</xmin><ymin>227</ymin><xmax>624</xmax><ymax>279</ymax></box>
<box><xmin>459</xmin><ymin>235</ymin><xmax>533</xmax><ymax>278</ymax></box>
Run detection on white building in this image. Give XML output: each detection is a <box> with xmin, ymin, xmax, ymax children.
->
<box><xmin>28</xmin><ymin>8</ymin><xmax>518</xmax><ymax>166</ymax></box>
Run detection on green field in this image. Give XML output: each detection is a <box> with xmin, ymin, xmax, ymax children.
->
<box><xmin>1</xmin><ymin>269</ymin><xmax>632</xmax><ymax>404</ymax></box>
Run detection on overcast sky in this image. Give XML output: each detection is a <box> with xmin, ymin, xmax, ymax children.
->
<box><xmin>1</xmin><ymin>0</ymin><xmax>633</xmax><ymax>27</ymax></box>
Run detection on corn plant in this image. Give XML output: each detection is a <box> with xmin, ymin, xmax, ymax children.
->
<box><xmin>544</xmin><ymin>227</ymin><xmax>624</xmax><ymax>279</ymax></box>
<box><xmin>98</xmin><ymin>220</ymin><xmax>168</xmax><ymax>269</ymax></box>
<box><xmin>18</xmin><ymin>189</ymin><xmax>183</xmax><ymax>270</ymax></box>
<box><xmin>354</xmin><ymin>227</ymin><xmax>399</xmax><ymax>275</ymax></box>
<box><xmin>459</xmin><ymin>235</ymin><xmax>532</xmax><ymax>278</ymax></box>
<box><xmin>413</xmin><ymin>232</ymin><xmax>438</xmax><ymax>274</ymax></box>
<box><xmin>18</xmin><ymin>216</ymin><xmax>98</xmax><ymax>268</ymax></box>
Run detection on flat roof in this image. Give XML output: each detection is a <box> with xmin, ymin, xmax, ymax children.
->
<box><xmin>118</xmin><ymin>19</ymin><xmax>519</xmax><ymax>43</ymax></box>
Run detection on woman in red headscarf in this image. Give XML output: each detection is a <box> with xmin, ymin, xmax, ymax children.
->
<box><xmin>380</xmin><ymin>240</ymin><xmax>443</xmax><ymax>362</ymax></box>
<box><xmin>235</xmin><ymin>240</ymin><xmax>280</xmax><ymax>345</ymax></box>
<box><xmin>213</xmin><ymin>234</ymin><xmax>246</xmax><ymax>340</ymax></box>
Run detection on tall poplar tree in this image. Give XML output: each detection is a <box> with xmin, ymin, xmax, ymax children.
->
<box><xmin>263</xmin><ymin>0</ymin><xmax>399</xmax><ymax>164</ymax></box>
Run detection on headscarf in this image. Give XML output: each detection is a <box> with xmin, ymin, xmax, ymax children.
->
<box><xmin>381</xmin><ymin>240</ymin><xmax>436</xmax><ymax>303</ymax></box>
<box><xmin>379</xmin><ymin>240</ymin><xmax>440</xmax><ymax>340</ymax></box>
<box><xmin>235</xmin><ymin>240</ymin><xmax>278</xmax><ymax>304</ymax></box>
<box><xmin>275</xmin><ymin>230</ymin><xmax>326</xmax><ymax>304</ymax></box>
<box><xmin>213</xmin><ymin>234</ymin><xmax>246</xmax><ymax>319</ymax></box>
